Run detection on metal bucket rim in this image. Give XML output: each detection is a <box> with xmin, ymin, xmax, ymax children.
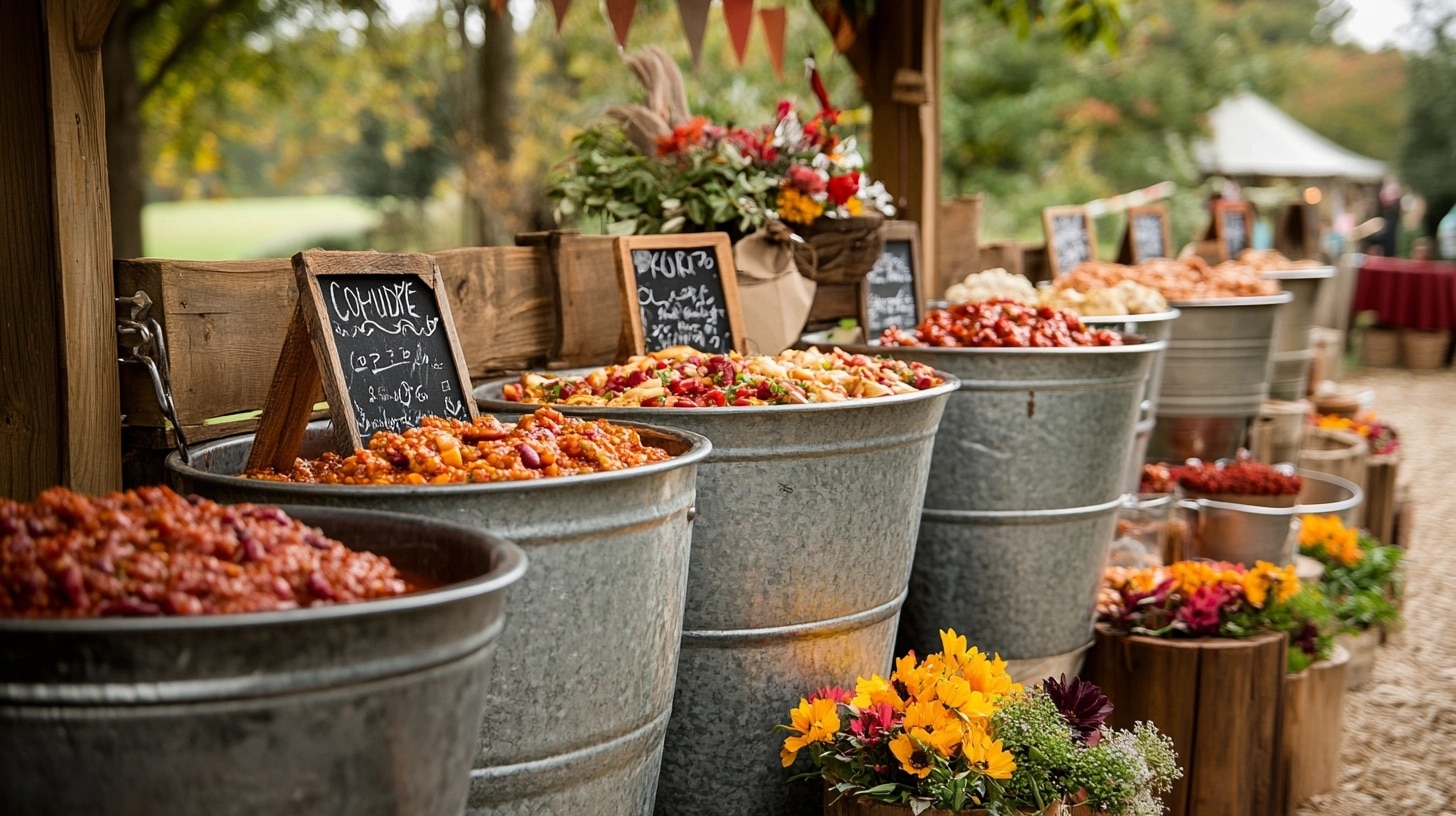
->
<box><xmin>1079</xmin><ymin>308</ymin><xmax>1182</xmax><ymax>324</ymax></box>
<box><xmin>1166</xmin><ymin>291</ymin><xmax>1295</xmax><ymax>308</ymax></box>
<box><xmin>1296</xmin><ymin>469</ymin><xmax>1364</xmax><ymax>516</ymax></box>
<box><xmin>0</xmin><ymin>504</ymin><xmax>528</xmax><ymax>635</ymax></box>
<box><xmin>165</xmin><ymin>416</ymin><xmax>712</xmax><ymax>498</ymax></box>
<box><xmin>1176</xmin><ymin>496</ymin><xmax>1299</xmax><ymax>516</ymax></box>
<box><xmin>835</xmin><ymin>337</ymin><xmax>1167</xmax><ymax>357</ymax></box>
<box><xmin>472</xmin><ymin>371</ymin><xmax>960</xmax><ymax>417</ymax></box>
<box><xmin>923</xmin><ymin>493</ymin><xmax>1127</xmax><ymax>521</ymax></box>
<box><xmin>1260</xmin><ymin>266</ymin><xmax>1336</xmax><ymax>281</ymax></box>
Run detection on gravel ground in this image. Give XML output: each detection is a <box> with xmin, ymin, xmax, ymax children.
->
<box><xmin>1296</xmin><ymin>367</ymin><xmax>1456</xmax><ymax>816</ymax></box>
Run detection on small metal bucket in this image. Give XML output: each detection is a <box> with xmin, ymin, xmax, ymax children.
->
<box><xmin>1150</xmin><ymin>293</ymin><xmax>1292</xmax><ymax>462</ymax></box>
<box><xmin>1176</xmin><ymin>469</ymin><xmax>1364</xmax><ymax>566</ymax></box>
<box><xmin>1263</xmin><ymin>267</ymin><xmax>1335</xmax><ymax>401</ymax></box>
<box><xmin>0</xmin><ymin>506</ymin><xmax>526</xmax><ymax>816</ymax></box>
<box><xmin>476</xmin><ymin>377</ymin><xmax>957</xmax><ymax>816</ymax></box>
<box><xmin>1297</xmin><ymin>469</ymin><xmax>1364</xmax><ymax>527</ymax></box>
<box><xmin>168</xmin><ymin>420</ymin><xmax>709</xmax><ymax>816</ymax></box>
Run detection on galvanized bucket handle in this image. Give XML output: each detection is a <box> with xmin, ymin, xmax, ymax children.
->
<box><xmin>117</xmin><ymin>291</ymin><xmax>191</xmax><ymax>465</ymax></box>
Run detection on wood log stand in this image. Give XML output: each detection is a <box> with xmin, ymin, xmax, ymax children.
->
<box><xmin>1083</xmin><ymin>625</ymin><xmax>1287</xmax><ymax>816</ymax></box>
<box><xmin>1276</xmin><ymin>645</ymin><xmax>1350</xmax><ymax>815</ymax></box>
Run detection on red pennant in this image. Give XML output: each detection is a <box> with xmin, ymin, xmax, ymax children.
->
<box><xmin>551</xmin><ymin>0</ymin><xmax>571</xmax><ymax>32</ymax></box>
<box><xmin>676</xmin><ymin>0</ymin><xmax>712</xmax><ymax>69</ymax></box>
<box><xmin>722</xmin><ymin>0</ymin><xmax>754</xmax><ymax>66</ymax></box>
<box><xmin>604</xmin><ymin>0</ymin><xmax>637</xmax><ymax>49</ymax></box>
<box><xmin>759</xmin><ymin>6</ymin><xmax>787</xmax><ymax>81</ymax></box>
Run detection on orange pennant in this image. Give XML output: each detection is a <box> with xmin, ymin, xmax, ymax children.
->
<box><xmin>722</xmin><ymin>0</ymin><xmax>754</xmax><ymax>66</ymax></box>
<box><xmin>551</xmin><ymin>0</ymin><xmax>571</xmax><ymax>32</ymax></box>
<box><xmin>759</xmin><ymin>5</ymin><xmax>787</xmax><ymax>81</ymax></box>
<box><xmin>488</xmin><ymin>0</ymin><xmax>507</xmax><ymax>16</ymax></box>
<box><xmin>676</xmin><ymin>0</ymin><xmax>712</xmax><ymax>69</ymax></box>
<box><xmin>604</xmin><ymin>0</ymin><xmax>637</xmax><ymax>49</ymax></box>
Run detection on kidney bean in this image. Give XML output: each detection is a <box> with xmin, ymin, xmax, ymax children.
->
<box><xmin>517</xmin><ymin>443</ymin><xmax>543</xmax><ymax>469</ymax></box>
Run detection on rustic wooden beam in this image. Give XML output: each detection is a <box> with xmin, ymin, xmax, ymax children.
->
<box><xmin>0</xmin><ymin>0</ymin><xmax>122</xmax><ymax>500</ymax></box>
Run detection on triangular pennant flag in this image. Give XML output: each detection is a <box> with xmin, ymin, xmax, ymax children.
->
<box><xmin>722</xmin><ymin>0</ymin><xmax>754</xmax><ymax>66</ymax></box>
<box><xmin>604</xmin><ymin>0</ymin><xmax>637</xmax><ymax>50</ymax></box>
<box><xmin>809</xmin><ymin>0</ymin><xmax>857</xmax><ymax>53</ymax></box>
<box><xmin>758</xmin><ymin>5</ymin><xmax>787</xmax><ymax>81</ymax></box>
<box><xmin>488</xmin><ymin>0</ymin><xmax>507</xmax><ymax>16</ymax></box>
<box><xmin>676</xmin><ymin>0</ymin><xmax>712</xmax><ymax>69</ymax></box>
<box><xmin>551</xmin><ymin>0</ymin><xmax>571</xmax><ymax>33</ymax></box>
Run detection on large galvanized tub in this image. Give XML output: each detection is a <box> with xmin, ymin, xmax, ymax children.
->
<box><xmin>1082</xmin><ymin>310</ymin><xmax>1181</xmax><ymax>491</ymax></box>
<box><xmin>0</xmin><ymin>506</ymin><xmax>526</xmax><ymax>816</ymax></box>
<box><xmin>1263</xmin><ymin>267</ymin><xmax>1335</xmax><ymax>401</ymax></box>
<box><xmin>167</xmin><ymin>420</ymin><xmax>709</xmax><ymax>816</ymax></box>
<box><xmin>1149</xmin><ymin>292</ymin><xmax>1293</xmax><ymax>463</ymax></box>
<box><xmin>839</xmin><ymin>340</ymin><xmax>1161</xmax><ymax>662</ymax></box>
<box><xmin>476</xmin><ymin>378</ymin><xmax>957</xmax><ymax>816</ymax></box>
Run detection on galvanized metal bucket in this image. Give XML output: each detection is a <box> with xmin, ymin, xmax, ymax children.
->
<box><xmin>0</xmin><ymin>506</ymin><xmax>526</xmax><ymax>816</ymax></box>
<box><xmin>167</xmin><ymin>420</ymin><xmax>709</xmax><ymax>816</ymax></box>
<box><xmin>903</xmin><ymin>496</ymin><xmax>1125</xmax><ymax>658</ymax></box>
<box><xmin>1149</xmin><ymin>293</ymin><xmax>1293</xmax><ymax>462</ymax></box>
<box><xmin>1176</xmin><ymin>469</ymin><xmax>1364</xmax><ymax>567</ymax></box>
<box><xmin>841</xmin><ymin>340</ymin><xmax>1164</xmax><ymax>511</ymax></box>
<box><xmin>1263</xmin><ymin>267</ymin><xmax>1335</xmax><ymax>401</ymax></box>
<box><xmin>476</xmin><ymin>377</ymin><xmax>957</xmax><ymax>816</ymax></box>
<box><xmin>1082</xmin><ymin>312</ymin><xmax>1179</xmax><ymax>492</ymax></box>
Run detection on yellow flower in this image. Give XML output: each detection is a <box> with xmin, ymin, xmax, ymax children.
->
<box><xmin>962</xmin><ymin>727</ymin><xmax>1017</xmax><ymax>780</ymax></box>
<box><xmin>889</xmin><ymin>729</ymin><xmax>938</xmax><ymax>778</ymax></box>
<box><xmin>902</xmin><ymin>699</ymin><xmax>958</xmax><ymax>733</ymax></box>
<box><xmin>893</xmin><ymin>653</ymin><xmax>940</xmax><ymax>702</ymax></box>
<box><xmin>780</xmin><ymin>696</ymin><xmax>841</xmax><ymax>767</ymax></box>
<box><xmin>935</xmin><ymin>676</ymin><xmax>997</xmax><ymax>723</ymax></box>
<box><xmin>844</xmin><ymin>196</ymin><xmax>864</xmax><ymax>215</ymax></box>
<box><xmin>1242</xmin><ymin>561</ymin><xmax>1301</xmax><ymax>609</ymax></box>
<box><xmin>776</xmin><ymin>186</ymin><xmax>826</xmax><ymax>225</ymax></box>
<box><xmin>851</xmin><ymin>673</ymin><xmax>904</xmax><ymax>712</ymax></box>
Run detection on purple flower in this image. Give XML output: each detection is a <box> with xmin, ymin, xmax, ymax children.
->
<box><xmin>1043</xmin><ymin>674</ymin><xmax>1114</xmax><ymax>745</ymax></box>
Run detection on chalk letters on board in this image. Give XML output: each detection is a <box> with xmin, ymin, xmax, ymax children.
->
<box><xmin>1042</xmin><ymin>206</ymin><xmax>1098</xmax><ymax>276</ymax></box>
<box><xmin>862</xmin><ymin>221</ymin><xmax>922</xmax><ymax>340</ymax></box>
<box><xmin>615</xmin><ymin>234</ymin><xmax>746</xmax><ymax>357</ymax></box>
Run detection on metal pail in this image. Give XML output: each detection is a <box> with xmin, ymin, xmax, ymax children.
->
<box><xmin>0</xmin><ymin>506</ymin><xmax>526</xmax><ymax>816</ymax></box>
<box><xmin>1149</xmin><ymin>293</ymin><xmax>1292</xmax><ymax>462</ymax></box>
<box><xmin>477</xmin><ymin>378</ymin><xmax>957</xmax><ymax>816</ymax></box>
<box><xmin>167</xmin><ymin>421</ymin><xmax>709</xmax><ymax>815</ymax></box>
<box><xmin>1264</xmin><ymin>267</ymin><xmax>1335</xmax><ymax>401</ymax></box>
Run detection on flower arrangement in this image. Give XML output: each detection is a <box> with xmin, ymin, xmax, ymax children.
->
<box><xmin>1311</xmin><ymin>412</ymin><xmax>1399</xmax><ymax>456</ymax></box>
<box><xmin>1299</xmin><ymin>514</ymin><xmax>1403</xmax><ymax>633</ymax></box>
<box><xmin>1099</xmin><ymin>560</ymin><xmax>1333</xmax><ymax>672</ymax></box>
<box><xmin>550</xmin><ymin>58</ymin><xmax>893</xmax><ymax>236</ymax></box>
<box><xmin>779</xmin><ymin>629</ymin><xmax>1180</xmax><ymax>815</ymax></box>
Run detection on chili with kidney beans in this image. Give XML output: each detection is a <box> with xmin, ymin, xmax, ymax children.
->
<box><xmin>878</xmin><ymin>300</ymin><xmax>1124</xmax><ymax>348</ymax></box>
<box><xmin>246</xmin><ymin>407</ymin><xmax>671</xmax><ymax>485</ymax></box>
<box><xmin>1</xmin><ymin>486</ymin><xmax>410</xmax><ymax>618</ymax></box>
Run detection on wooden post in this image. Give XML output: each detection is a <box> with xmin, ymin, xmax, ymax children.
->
<box><xmin>817</xmin><ymin>0</ymin><xmax>941</xmax><ymax>309</ymax></box>
<box><xmin>0</xmin><ymin>0</ymin><xmax>123</xmax><ymax>500</ymax></box>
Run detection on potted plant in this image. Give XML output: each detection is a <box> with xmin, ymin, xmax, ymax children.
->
<box><xmin>778</xmin><ymin>629</ymin><xmax>1180</xmax><ymax>815</ymax></box>
<box><xmin>1297</xmin><ymin>513</ymin><xmax>1403</xmax><ymax>687</ymax></box>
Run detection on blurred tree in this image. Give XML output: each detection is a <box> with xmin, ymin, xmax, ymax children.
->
<box><xmin>1399</xmin><ymin>4</ymin><xmax>1456</xmax><ymax>236</ymax></box>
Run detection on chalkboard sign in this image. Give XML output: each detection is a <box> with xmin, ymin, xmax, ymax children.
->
<box><xmin>615</xmin><ymin>233</ymin><xmax>746</xmax><ymax>357</ymax></box>
<box><xmin>1042</xmin><ymin>205</ymin><xmax>1098</xmax><ymax>276</ymax></box>
<box><xmin>1126</xmin><ymin>205</ymin><xmax>1172</xmax><ymax>262</ymax></box>
<box><xmin>246</xmin><ymin>250</ymin><xmax>477</xmax><ymax>472</ymax></box>
<box><xmin>862</xmin><ymin>221</ymin><xmax>921</xmax><ymax>340</ymax></box>
<box><xmin>1212</xmin><ymin>200</ymin><xmax>1253</xmax><ymax>261</ymax></box>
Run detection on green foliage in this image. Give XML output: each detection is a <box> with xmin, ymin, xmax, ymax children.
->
<box><xmin>1322</xmin><ymin>534</ymin><xmax>1404</xmax><ymax>632</ymax></box>
<box><xmin>1400</xmin><ymin>11</ymin><xmax>1456</xmax><ymax>202</ymax></box>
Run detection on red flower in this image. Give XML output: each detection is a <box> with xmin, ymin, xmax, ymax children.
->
<box><xmin>788</xmin><ymin>165</ymin><xmax>827</xmax><ymax>196</ymax></box>
<box><xmin>826</xmin><ymin>171</ymin><xmax>860</xmax><ymax>207</ymax></box>
<box><xmin>776</xmin><ymin>99</ymin><xmax>794</xmax><ymax>120</ymax></box>
<box><xmin>848</xmin><ymin>701</ymin><xmax>899</xmax><ymax>746</ymax></box>
<box><xmin>809</xmin><ymin>685</ymin><xmax>853</xmax><ymax>705</ymax></box>
<box><xmin>1176</xmin><ymin>584</ymin><xmax>1236</xmax><ymax>636</ymax></box>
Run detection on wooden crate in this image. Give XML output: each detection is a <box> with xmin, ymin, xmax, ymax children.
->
<box><xmin>1083</xmin><ymin>626</ymin><xmax>1286</xmax><ymax>816</ymax></box>
<box><xmin>115</xmin><ymin>233</ymin><xmax>623</xmax><ymax>481</ymax></box>
<box><xmin>1276</xmin><ymin>646</ymin><xmax>1350</xmax><ymax>815</ymax></box>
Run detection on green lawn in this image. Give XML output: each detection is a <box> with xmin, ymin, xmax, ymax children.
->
<box><xmin>142</xmin><ymin>196</ymin><xmax>381</xmax><ymax>261</ymax></box>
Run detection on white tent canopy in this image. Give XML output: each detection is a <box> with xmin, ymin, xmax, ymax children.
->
<box><xmin>1193</xmin><ymin>91</ymin><xmax>1387</xmax><ymax>183</ymax></box>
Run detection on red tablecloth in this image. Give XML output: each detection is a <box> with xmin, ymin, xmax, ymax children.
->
<box><xmin>1352</xmin><ymin>256</ymin><xmax>1456</xmax><ymax>331</ymax></box>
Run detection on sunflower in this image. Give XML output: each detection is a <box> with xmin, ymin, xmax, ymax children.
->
<box><xmin>889</xmin><ymin>728</ymin><xmax>948</xmax><ymax>778</ymax></box>
<box><xmin>851</xmin><ymin>673</ymin><xmax>904</xmax><ymax>712</ymax></box>
<box><xmin>961</xmin><ymin>727</ymin><xmax>1016</xmax><ymax>780</ymax></box>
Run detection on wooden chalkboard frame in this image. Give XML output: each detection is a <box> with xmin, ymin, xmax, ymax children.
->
<box><xmin>1119</xmin><ymin>204</ymin><xmax>1173</xmax><ymax>263</ymax></box>
<box><xmin>1210</xmin><ymin>199</ymin><xmax>1254</xmax><ymax>262</ymax></box>
<box><xmin>614</xmin><ymin>233</ymin><xmax>747</xmax><ymax>357</ymax></box>
<box><xmin>246</xmin><ymin>250</ymin><xmax>477</xmax><ymax>473</ymax></box>
<box><xmin>1041</xmin><ymin>205</ymin><xmax>1098</xmax><ymax>277</ymax></box>
<box><xmin>860</xmin><ymin>220</ymin><xmax>922</xmax><ymax>339</ymax></box>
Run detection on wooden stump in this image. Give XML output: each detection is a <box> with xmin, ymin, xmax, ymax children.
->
<box><xmin>1276</xmin><ymin>645</ymin><xmax>1350</xmax><ymax>815</ymax></box>
<box><xmin>1083</xmin><ymin>625</ymin><xmax>1287</xmax><ymax>816</ymax></box>
<box><xmin>1363</xmin><ymin>453</ymin><xmax>1400</xmax><ymax>546</ymax></box>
